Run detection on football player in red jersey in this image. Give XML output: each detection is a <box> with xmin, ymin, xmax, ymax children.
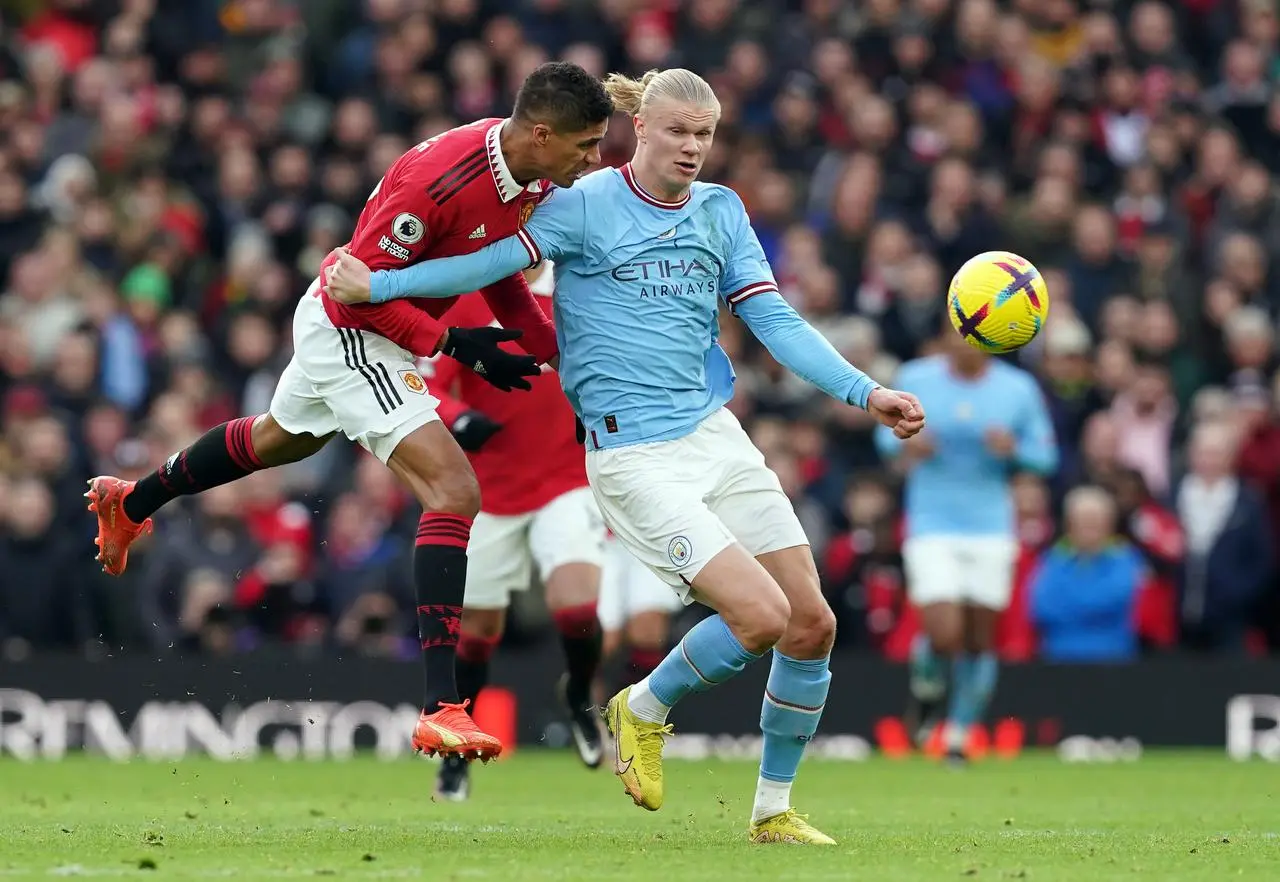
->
<box><xmin>84</xmin><ymin>63</ymin><xmax>614</xmax><ymax>761</ymax></box>
<box><xmin>421</xmin><ymin>261</ymin><xmax>608</xmax><ymax>800</ymax></box>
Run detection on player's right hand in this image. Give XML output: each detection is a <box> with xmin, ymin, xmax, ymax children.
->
<box><xmin>323</xmin><ymin>248</ymin><xmax>373</xmax><ymax>305</ymax></box>
<box><xmin>867</xmin><ymin>387</ymin><xmax>926</xmax><ymax>439</ymax></box>
<box><xmin>451</xmin><ymin>410</ymin><xmax>502</xmax><ymax>451</ymax></box>
<box><xmin>441</xmin><ymin>326</ymin><xmax>540</xmax><ymax>392</ymax></box>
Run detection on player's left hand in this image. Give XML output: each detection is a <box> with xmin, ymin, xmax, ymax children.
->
<box><xmin>323</xmin><ymin>248</ymin><xmax>373</xmax><ymax>305</ymax></box>
<box><xmin>984</xmin><ymin>427</ymin><xmax>1017</xmax><ymax>458</ymax></box>
<box><xmin>451</xmin><ymin>410</ymin><xmax>502</xmax><ymax>451</ymax></box>
<box><xmin>866</xmin><ymin>387</ymin><xmax>926</xmax><ymax>439</ymax></box>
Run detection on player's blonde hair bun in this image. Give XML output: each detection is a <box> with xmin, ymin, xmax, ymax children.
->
<box><xmin>602</xmin><ymin>69</ymin><xmax>720</xmax><ymax>118</ymax></box>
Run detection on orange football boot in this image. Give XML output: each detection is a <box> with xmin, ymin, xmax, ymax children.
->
<box><xmin>84</xmin><ymin>476</ymin><xmax>153</xmax><ymax>576</ymax></box>
<box><xmin>412</xmin><ymin>700</ymin><xmax>503</xmax><ymax>761</ymax></box>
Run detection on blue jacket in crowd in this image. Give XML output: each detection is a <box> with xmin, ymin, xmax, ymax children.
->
<box><xmin>1030</xmin><ymin>541</ymin><xmax>1147</xmax><ymax>662</ymax></box>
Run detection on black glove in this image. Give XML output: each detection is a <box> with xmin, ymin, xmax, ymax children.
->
<box><xmin>451</xmin><ymin>410</ymin><xmax>502</xmax><ymax>452</ymax></box>
<box><xmin>575</xmin><ymin>416</ymin><xmax>587</xmax><ymax>445</ymax></box>
<box><xmin>441</xmin><ymin>326</ymin><xmax>540</xmax><ymax>392</ymax></box>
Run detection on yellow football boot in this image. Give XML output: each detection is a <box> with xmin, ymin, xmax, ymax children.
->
<box><xmin>604</xmin><ymin>686</ymin><xmax>672</xmax><ymax>811</ymax></box>
<box><xmin>748</xmin><ymin>809</ymin><xmax>838</xmax><ymax>845</ymax></box>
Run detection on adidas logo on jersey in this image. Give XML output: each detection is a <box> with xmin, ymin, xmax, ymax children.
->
<box><xmin>468</xmin><ymin>224</ymin><xmax>487</xmax><ymax>240</ymax></box>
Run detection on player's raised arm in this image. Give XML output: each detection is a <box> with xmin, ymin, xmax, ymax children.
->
<box><xmin>326</xmin><ymin>186</ymin><xmax>589</xmax><ymax>306</ymax></box>
<box><xmin>718</xmin><ymin>193</ymin><xmax>924</xmax><ymax>437</ymax></box>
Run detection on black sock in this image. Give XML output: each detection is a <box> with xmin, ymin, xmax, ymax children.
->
<box><xmin>415</xmin><ymin>512</ymin><xmax>471</xmax><ymax>710</ymax></box>
<box><xmin>455</xmin><ymin>633</ymin><xmax>497</xmax><ymax>710</ymax></box>
<box><xmin>552</xmin><ymin>603</ymin><xmax>601</xmax><ymax>706</ymax></box>
<box><xmin>123</xmin><ymin>417</ymin><xmax>265</xmax><ymax>523</ymax></box>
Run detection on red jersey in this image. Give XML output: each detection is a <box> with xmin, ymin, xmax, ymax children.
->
<box><xmin>314</xmin><ymin>118</ymin><xmax>558</xmax><ymax>363</ymax></box>
<box><xmin>421</xmin><ymin>277</ymin><xmax>586</xmax><ymax>516</ymax></box>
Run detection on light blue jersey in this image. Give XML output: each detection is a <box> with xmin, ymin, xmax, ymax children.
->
<box><xmin>875</xmin><ymin>355</ymin><xmax>1058</xmax><ymax>538</ymax></box>
<box><xmin>369</xmin><ymin>164</ymin><xmax>878</xmax><ymax>448</ymax></box>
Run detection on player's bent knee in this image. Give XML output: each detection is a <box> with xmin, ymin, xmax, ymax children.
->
<box><xmin>626</xmin><ymin>612</ymin><xmax>670</xmax><ymax>649</ymax></box>
<box><xmin>387</xmin><ymin>422</ymin><xmax>482</xmax><ymax>518</ymax></box>
<box><xmin>734</xmin><ymin>593</ymin><xmax>790</xmax><ymax>654</ymax></box>
<box><xmin>789</xmin><ymin>603</ymin><xmax>838</xmax><ymax>657</ymax></box>
<box><xmin>251</xmin><ymin>414</ymin><xmax>333</xmax><ymax>467</ymax></box>
<box><xmin>929</xmin><ymin>627</ymin><xmax>965</xmax><ymax>656</ymax></box>
<box><xmin>431</xmin><ymin>469</ymin><xmax>481</xmax><ymax>519</ymax></box>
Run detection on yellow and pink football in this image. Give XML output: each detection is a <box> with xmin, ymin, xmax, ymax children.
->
<box><xmin>946</xmin><ymin>250</ymin><xmax>1050</xmax><ymax>354</ymax></box>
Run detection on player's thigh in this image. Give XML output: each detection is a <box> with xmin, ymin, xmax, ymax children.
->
<box><xmin>960</xmin><ymin>536</ymin><xmax>1019</xmax><ymax>613</ymax></box>
<box><xmin>528</xmin><ymin>486</ymin><xmax>606</xmax><ymax>605</ymax></box>
<box><xmin>687</xmin><ymin>543</ymin><xmax>790</xmax><ymax>653</ymax></box>
<box><xmin>463</xmin><ymin>511</ymin><xmax>533</xmax><ymax>610</ymax></box>
<box><xmin>702</xmin><ymin>409</ymin><xmax>810</xmax><ymax>560</ymax></box>
<box><xmin>903</xmin><ymin>535</ymin><xmax>968</xmax><ymax>608</ymax></box>
<box><xmin>585</xmin><ymin>439</ymin><xmax>733</xmax><ymax>601</ymax></box>
<box><xmin>269</xmin><ymin>356</ymin><xmax>343</xmax><ymax>447</ymax></box>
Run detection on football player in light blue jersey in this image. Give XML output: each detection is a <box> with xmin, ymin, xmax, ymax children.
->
<box><xmin>324</xmin><ymin>68</ymin><xmax>925</xmax><ymax>843</ymax></box>
<box><xmin>876</xmin><ymin>326</ymin><xmax>1057</xmax><ymax>764</ymax></box>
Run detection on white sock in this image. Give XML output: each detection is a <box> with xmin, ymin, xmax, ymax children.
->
<box><xmin>752</xmin><ymin>776</ymin><xmax>792</xmax><ymax>823</ymax></box>
<box><xmin>945</xmin><ymin>721</ymin><xmax>967</xmax><ymax>752</ymax></box>
<box><xmin>626</xmin><ymin>678</ymin><xmax>670</xmax><ymax>724</ymax></box>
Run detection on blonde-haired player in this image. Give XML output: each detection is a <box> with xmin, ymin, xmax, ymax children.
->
<box><xmin>323</xmin><ymin>67</ymin><xmax>925</xmax><ymax>843</ymax></box>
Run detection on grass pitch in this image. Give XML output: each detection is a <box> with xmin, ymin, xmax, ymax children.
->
<box><xmin>0</xmin><ymin>751</ymin><xmax>1276</xmax><ymax>880</ymax></box>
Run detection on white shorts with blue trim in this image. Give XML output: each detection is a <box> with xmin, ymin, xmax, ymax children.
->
<box><xmin>585</xmin><ymin>408</ymin><xmax>810</xmax><ymax>603</ymax></box>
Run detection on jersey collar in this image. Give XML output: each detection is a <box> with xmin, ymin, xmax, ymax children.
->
<box><xmin>486</xmin><ymin>120</ymin><xmax>542</xmax><ymax>203</ymax></box>
<box><xmin>621</xmin><ymin>163</ymin><xmax>691</xmax><ymax>210</ymax></box>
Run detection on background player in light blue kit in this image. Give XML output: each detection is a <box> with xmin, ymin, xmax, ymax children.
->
<box><xmin>324</xmin><ymin>67</ymin><xmax>925</xmax><ymax>843</ymax></box>
<box><xmin>876</xmin><ymin>326</ymin><xmax>1058</xmax><ymax>764</ymax></box>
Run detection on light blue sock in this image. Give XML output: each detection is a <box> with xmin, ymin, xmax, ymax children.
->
<box><xmin>645</xmin><ymin>614</ymin><xmax>761</xmax><ymax>709</ymax></box>
<box><xmin>909</xmin><ymin>634</ymin><xmax>946</xmax><ymax>701</ymax></box>
<box><xmin>946</xmin><ymin>652</ymin><xmax>999</xmax><ymax>749</ymax></box>
<box><xmin>759</xmin><ymin>652</ymin><xmax>831</xmax><ymax>783</ymax></box>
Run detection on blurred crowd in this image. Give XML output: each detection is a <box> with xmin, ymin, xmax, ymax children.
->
<box><xmin>1</xmin><ymin>0</ymin><xmax>1279</xmax><ymax>660</ymax></box>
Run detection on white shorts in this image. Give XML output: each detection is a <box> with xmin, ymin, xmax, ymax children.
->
<box><xmin>269</xmin><ymin>282</ymin><xmax>441</xmax><ymax>463</ymax></box>
<box><xmin>464</xmin><ymin>486</ymin><xmax>607</xmax><ymax>609</ymax></box>
<box><xmin>903</xmin><ymin>534</ymin><xmax>1019</xmax><ymax>611</ymax></box>
<box><xmin>597</xmin><ymin>534</ymin><xmax>683</xmax><ymax>631</ymax></box>
<box><xmin>586</xmin><ymin>408</ymin><xmax>809</xmax><ymax>602</ymax></box>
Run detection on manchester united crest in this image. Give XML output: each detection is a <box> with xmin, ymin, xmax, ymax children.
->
<box><xmin>519</xmin><ymin>200</ymin><xmax>536</xmax><ymax>228</ymax></box>
<box><xmin>398</xmin><ymin>369</ymin><xmax>427</xmax><ymax>394</ymax></box>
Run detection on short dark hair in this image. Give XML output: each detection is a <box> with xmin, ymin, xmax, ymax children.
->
<box><xmin>514</xmin><ymin>62</ymin><xmax>613</xmax><ymax>133</ymax></box>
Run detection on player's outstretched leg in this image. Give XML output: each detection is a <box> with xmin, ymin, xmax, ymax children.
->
<box><xmin>387</xmin><ymin>422</ymin><xmax>503</xmax><ymax>761</ymax></box>
<box><xmin>748</xmin><ymin>547</ymin><xmax>837</xmax><ymax>846</ymax></box>
<box><xmin>607</xmin><ymin>613</ymin><xmax>759</xmax><ymax>810</ymax></box>
<box><xmin>605</xmin><ymin>544</ymin><xmax>783</xmax><ymax>811</ymax></box>
<box><xmin>86</xmin><ymin>415</ymin><xmax>329</xmax><ymax>575</ymax></box>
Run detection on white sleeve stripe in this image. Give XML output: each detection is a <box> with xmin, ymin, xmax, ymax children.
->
<box><xmin>517</xmin><ymin>227</ymin><xmax>541</xmax><ymax>265</ymax></box>
<box><xmin>727</xmin><ymin>281</ymin><xmax>778</xmax><ymax>303</ymax></box>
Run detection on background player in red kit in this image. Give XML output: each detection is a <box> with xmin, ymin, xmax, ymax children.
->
<box><xmin>84</xmin><ymin>63</ymin><xmax>614</xmax><ymax>760</ymax></box>
<box><xmin>422</xmin><ymin>260</ymin><xmax>607</xmax><ymax>801</ymax></box>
